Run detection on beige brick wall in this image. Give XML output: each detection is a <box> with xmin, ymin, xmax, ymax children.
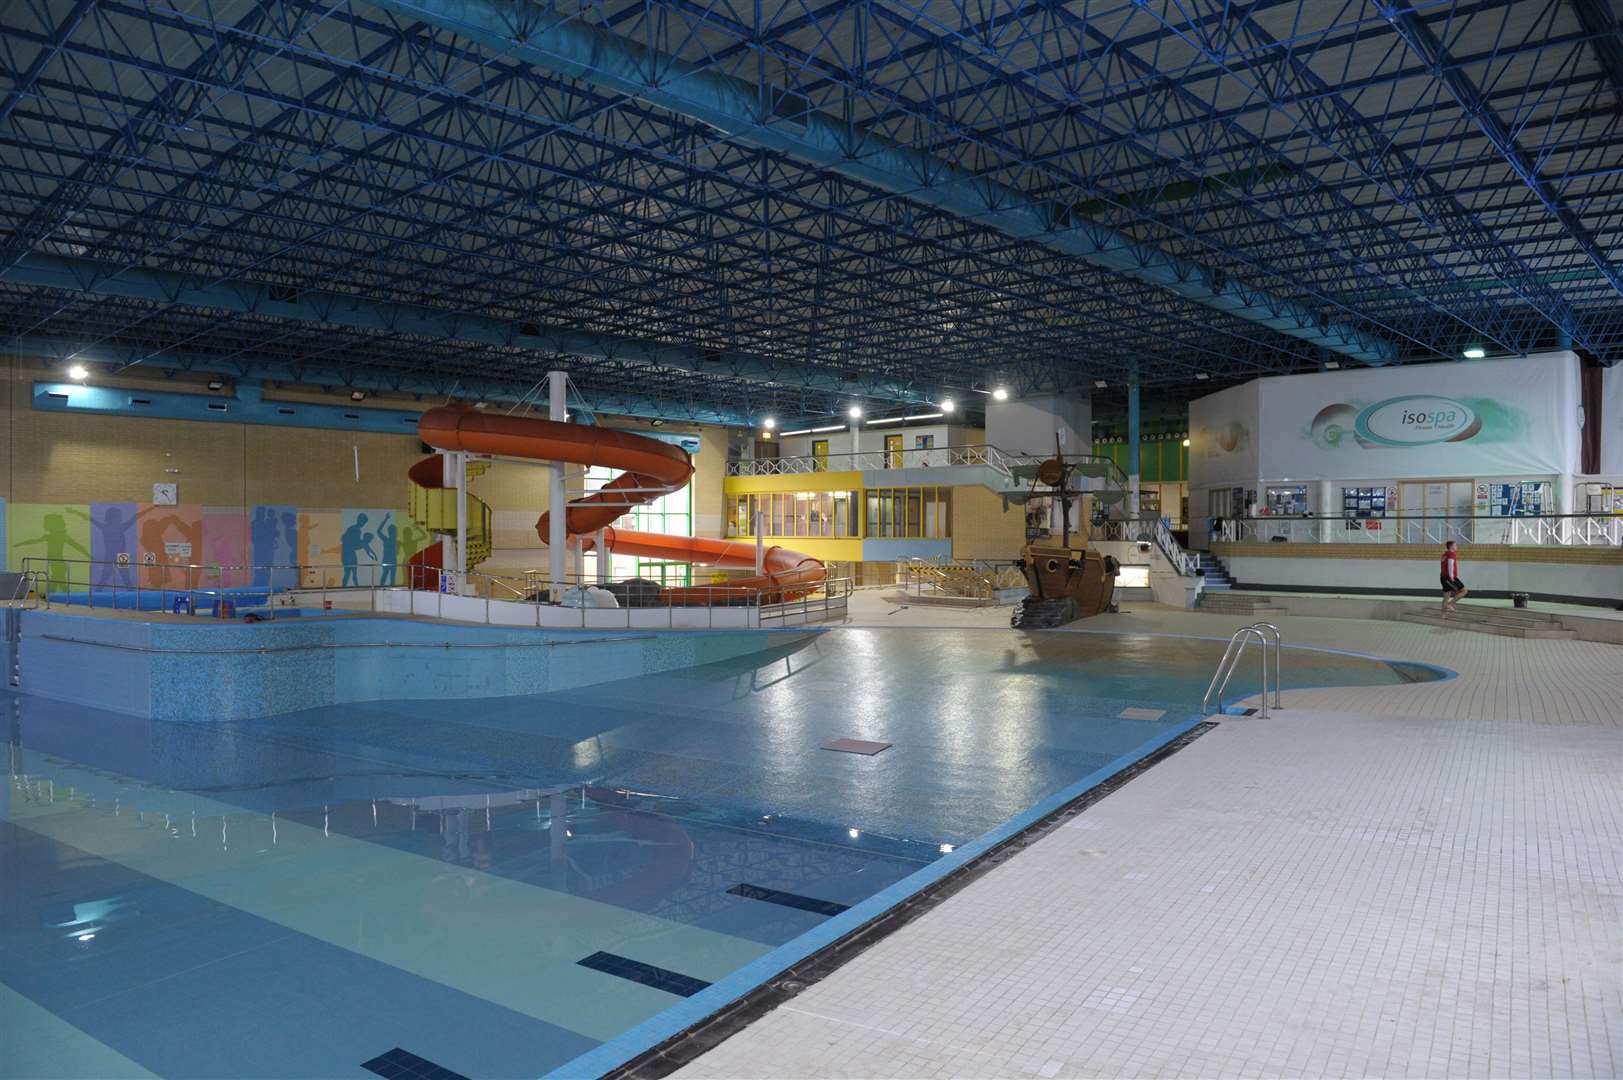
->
<box><xmin>951</xmin><ymin>485</ymin><xmax>1025</xmax><ymax>560</ymax></box>
<box><xmin>0</xmin><ymin>354</ymin><xmax>730</xmax><ymax>552</ymax></box>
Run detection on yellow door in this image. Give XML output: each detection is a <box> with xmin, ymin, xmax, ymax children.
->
<box><xmin>811</xmin><ymin>439</ymin><xmax>829</xmax><ymax>471</ymax></box>
<box><xmin>885</xmin><ymin>433</ymin><xmax>903</xmax><ymax>468</ymax></box>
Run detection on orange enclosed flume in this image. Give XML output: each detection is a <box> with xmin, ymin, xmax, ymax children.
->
<box><xmin>414</xmin><ymin>405</ymin><xmax>825</xmax><ymax>603</ymax></box>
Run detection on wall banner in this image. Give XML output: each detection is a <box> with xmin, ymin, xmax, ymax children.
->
<box><xmin>1257</xmin><ymin>354</ymin><xmax>1580</xmax><ymax>482</ymax></box>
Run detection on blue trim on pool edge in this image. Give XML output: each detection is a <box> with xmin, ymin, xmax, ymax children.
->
<box><xmin>542</xmin><ymin>714</ymin><xmax>1206</xmax><ymax>1080</ymax></box>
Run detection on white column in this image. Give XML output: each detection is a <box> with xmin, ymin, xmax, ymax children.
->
<box><xmin>595</xmin><ymin>529</ymin><xmax>609</xmax><ymax>585</ymax></box>
<box><xmin>548</xmin><ymin>370</ymin><xmax>568</xmax><ymax>599</ymax></box>
<box><xmin>754</xmin><ymin>511</ymin><xmax>765</xmax><ymax>573</ymax></box>
<box><xmin>440</xmin><ymin>451</ymin><xmax>459</xmax><ymax>591</ymax></box>
<box><xmin>454</xmin><ymin>451</ymin><xmax>469</xmax><ymax>594</ymax></box>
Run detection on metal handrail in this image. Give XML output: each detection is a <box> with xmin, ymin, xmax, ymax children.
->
<box><xmin>7</xmin><ymin>571</ymin><xmax>48</xmax><ymax>609</ymax></box>
<box><xmin>1214</xmin><ymin>512</ymin><xmax>1623</xmax><ymax>547</ymax></box>
<box><xmin>1249</xmin><ymin>622</ymin><xmax>1283</xmax><ymax>711</ymax></box>
<box><xmin>1096</xmin><ymin>517</ymin><xmax>1198</xmax><ymax>576</ymax></box>
<box><xmin>17</xmin><ymin>555</ymin><xmax>852</xmax><ymax>629</ymax></box>
<box><xmin>728</xmin><ymin>442</ymin><xmax>1128</xmax><ymax>487</ymax></box>
<box><xmin>1203</xmin><ymin>625</ymin><xmax>1274</xmax><ymax>718</ymax></box>
<box><xmin>37</xmin><ymin>633</ymin><xmax>657</xmax><ymax>655</ymax></box>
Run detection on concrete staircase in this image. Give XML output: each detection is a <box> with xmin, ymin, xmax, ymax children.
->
<box><xmin>1197</xmin><ymin>592</ymin><xmax>1288</xmax><ymax>617</ymax></box>
<box><xmin>1193</xmin><ymin>551</ymin><xmax>1233</xmax><ymax>591</ymax></box>
<box><xmin>1397</xmin><ymin>604</ymin><xmax>1578</xmax><ymax>639</ymax></box>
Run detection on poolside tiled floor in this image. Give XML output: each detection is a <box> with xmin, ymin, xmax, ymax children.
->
<box><xmin>676</xmin><ymin>600</ymin><xmax>1622</xmax><ymax>1078</ymax></box>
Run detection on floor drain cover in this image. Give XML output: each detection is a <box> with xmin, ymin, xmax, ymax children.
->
<box><xmin>821</xmin><ymin>738</ymin><xmax>892</xmax><ymax>755</ymax></box>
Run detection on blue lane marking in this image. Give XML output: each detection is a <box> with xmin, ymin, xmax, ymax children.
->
<box><xmin>544</xmin><ymin>715</ymin><xmax>1206</xmax><ymax>1079</ymax></box>
<box><xmin>727</xmin><ymin>884</ymin><xmax>851</xmax><ymax>917</ymax></box>
<box><xmin>576</xmin><ymin>952</ymin><xmax>713</xmax><ymax>999</ymax></box>
<box><xmin>362</xmin><ymin>1047</ymin><xmax>472</xmax><ymax>1080</ymax></box>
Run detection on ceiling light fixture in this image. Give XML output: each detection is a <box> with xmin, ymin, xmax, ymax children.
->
<box><xmin>991</xmin><ymin>386</ymin><xmax>1009</xmax><ymax>401</ymax></box>
<box><xmin>67</xmin><ymin>364</ymin><xmax>88</xmax><ymax>381</ymax></box>
<box><xmin>939</xmin><ymin>398</ymin><xmax>955</xmax><ymax>413</ymax></box>
<box><xmin>1463</xmin><ymin>346</ymin><xmax>1486</xmax><ymax>359</ymax></box>
<box><xmin>762</xmin><ymin>416</ymin><xmax>776</xmax><ymax>430</ymax></box>
<box><xmin>847</xmin><ymin>405</ymin><xmax>863</xmax><ymax>419</ymax></box>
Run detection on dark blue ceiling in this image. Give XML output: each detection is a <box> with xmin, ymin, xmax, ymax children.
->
<box><xmin>1</xmin><ymin>0</ymin><xmax>1619</xmax><ymax>425</ymax></box>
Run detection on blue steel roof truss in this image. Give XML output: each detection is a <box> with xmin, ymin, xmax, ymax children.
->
<box><xmin>0</xmin><ymin>0</ymin><xmax>1618</xmax><ymax>429</ymax></box>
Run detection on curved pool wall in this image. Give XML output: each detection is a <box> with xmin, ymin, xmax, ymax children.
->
<box><xmin>16</xmin><ymin>611</ymin><xmax>820</xmax><ymax>721</ymax></box>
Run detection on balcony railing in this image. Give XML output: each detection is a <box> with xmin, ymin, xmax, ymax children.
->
<box><xmin>1212</xmin><ymin>514</ymin><xmax>1623</xmax><ymax>547</ymax></box>
<box><xmin>728</xmin><ymin>442</ymin><xmax>1127</xmax><ymax>488</ymax></box>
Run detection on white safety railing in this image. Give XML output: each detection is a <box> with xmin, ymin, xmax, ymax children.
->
<box><xmin>1095</xmin><ymin>517</ymin><xmax>1199</xmax><ymax>576</ymax></box>
<box><xmin>729</xmin><ymin>443</ymin><xmax>1128</xmax><ymax>488</ymax></box>
<box><xmin>18</xmin><ymin>557</ymin><xmax>851</xmax><ymax>630</ymax></box>
<box><xmin>1213</xmin><ymin>513</ymin><xmax>1623</xmax><ymax>548</ymax></box>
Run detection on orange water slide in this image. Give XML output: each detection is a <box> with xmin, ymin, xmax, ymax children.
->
<box><xmin>415</xmin><ymin>406</ymin><xmax>825</xmax><ymax>602</ymax></box>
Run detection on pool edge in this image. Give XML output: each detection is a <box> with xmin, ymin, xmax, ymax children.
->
<box><xmin>543</xmin><ymin>715</ymin><xmax>1213</xmax><ymax>1080</ymax></box>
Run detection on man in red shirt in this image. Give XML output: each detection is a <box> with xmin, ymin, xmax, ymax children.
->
<box><xmin>1440</xmin><ymin>541</ymin><xmax>1467</xmax><ymax>611</ymax></box>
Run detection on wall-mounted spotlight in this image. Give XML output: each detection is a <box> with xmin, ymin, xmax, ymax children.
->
<box><xmin>67</xmin><ymin>364</ymin><xmax>89</xmax><ymax>381</ymax></box>
<box><xmin>650</xmin><ymin>418</ymin><xmax>665</xmax><ymax>427</ymax></box>
<box><xmin>1094</xmin><ymin>380</ymin><xmax>1108</xmax><ymax>389</ymax></box>
<box><xmin>1195</xmin><ymin>373</ymin><xmax>1210</xmax><ymax>381</ymax></box>
<box><xmin>207</xmin><ymin>379</ymin><xmax>225</xmax><ymax>392</ymax></box>
<box><xmin>991</xmin><ymin>386</ymin><xmax>1009</xmax><ymax>401</ymax></box>
<box><xmin>1182</xmin><ymin>437</ymin><xmax>1191</xmax><ymax>447</ymax></box>
<box><xmin>349</xmin><ymin>390</ymin><xmax>367</xmax><ymax>402</ymax></box>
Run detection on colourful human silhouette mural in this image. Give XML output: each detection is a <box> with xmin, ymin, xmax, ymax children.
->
<box><xmin>250</xmin><ymin>505</ymin><xmax>298</xmax><ymax>588</ymax></box>
<box><xmin>11</xmin><ymin>505</ymin><xmax>92</xmax><ymax>591</ymax></box>
<box><xmin>138</xmin><ymin>504</ymin><xmax>203</xmax><ymax>588</ymax></box>
<box><xmin>339</xmin><ymin>511</ymin><xmax>380</xmax><ymax>587</ymax></box>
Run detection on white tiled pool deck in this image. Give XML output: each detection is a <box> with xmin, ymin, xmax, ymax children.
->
<box><xmin>676</xmin><ymin>597</ymin><xmax>1623</xmax><ymax>1078</ymax></box>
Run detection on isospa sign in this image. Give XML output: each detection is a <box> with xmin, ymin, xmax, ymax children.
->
<box><xmin>1352</xmin><ymin>395</ymin><xmax>1481</xmax><ymax>447</ymax></box>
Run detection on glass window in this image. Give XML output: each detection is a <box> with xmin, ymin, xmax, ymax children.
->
<box><xmin>862</xmin><ymin>488</ymin><xmax>950</xmax><ymax>538</ymax></box>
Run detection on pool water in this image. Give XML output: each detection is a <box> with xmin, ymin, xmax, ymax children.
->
<box><xmin>1</xmin><ymin>628</ymin><xmax>1443</xmax><ymax>1079</ymax></box>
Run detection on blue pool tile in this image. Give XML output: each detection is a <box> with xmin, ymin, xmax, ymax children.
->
<box><xmin>0</xmin><ymin>821</ymin><xmax>599</xmax><ymax>1078</ymax></box>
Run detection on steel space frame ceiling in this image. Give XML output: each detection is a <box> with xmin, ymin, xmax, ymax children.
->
<box><xmin>1</xmin><ymin>0</ymin><xmax>1619</xmax><ymax>424</ymax></box>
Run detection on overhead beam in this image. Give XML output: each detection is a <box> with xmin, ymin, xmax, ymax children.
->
<box><xmin>1569</xmin><ymin>0</ymin><xmax>1623</xmax><ymax>100</ymax></box>
<box><xmin>1384</xmin><ymin>1</ymin><xmax>1623</xmax><ymax>301</ymax></box>
<box><xmin>360</xmin><ymin>0</ymin><xmax>1398</xmax><ymax>365</ymax></box>
<box><xmin>9</xmin><ymin>335</ymin><xmax>762</xmax><ymax>426</ymax></box>
<box><xmin>2</xmin><ymin>253</ymin><xmax>936</xmax><ymax>405</ymax></box>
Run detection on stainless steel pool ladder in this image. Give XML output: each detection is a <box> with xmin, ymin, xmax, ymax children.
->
<box><xmin>1202</xmin><ymin>622</ymin><xmax>1283</xmax><ymax>717</ymax></box>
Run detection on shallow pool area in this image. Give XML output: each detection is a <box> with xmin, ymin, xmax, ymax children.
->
<box><xmin>1</xmin><ymin>627</ymin><xmax>1446</xmax><ymax>1078</ymax></box>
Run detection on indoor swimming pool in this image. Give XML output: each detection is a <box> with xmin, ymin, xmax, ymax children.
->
<box><xmin>1</xmin><ymin>628</ymin><xmax>1446</xmax><ymax>1079</ymax></box>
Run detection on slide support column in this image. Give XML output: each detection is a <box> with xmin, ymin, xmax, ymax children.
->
<box><xmin>548</xmin><ymin>370</ymin><xmax>568</xmax><ymax>599</ymax></box>
<box><xmin>1127</xmin><ymin>382</ymin><xmax>1141</xmax><ymax>521</ymax></box>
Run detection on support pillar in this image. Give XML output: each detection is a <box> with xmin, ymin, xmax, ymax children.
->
<box><xmin>595</xmin><ymin>529</ymin><xmax>609</xmax><ymax>585</ymax></box>
<box><xmin>548</xmin><ymin>370</ymin><xmax>568</xmax><ymax>599</ymax></box>
<box><xmin>1127</xmin><ymin>382</ymin><xmax>1141</xmax><ymax>520</ymax></box>
<box><xmin>454</xmin><ymin>450</ymin><xmax>468</xmax><ymax>594</ymax></box>
<box><xmin>754</xmin><ymin>511</ymin><xmax>765</xmax><ymax>573</ymax></box>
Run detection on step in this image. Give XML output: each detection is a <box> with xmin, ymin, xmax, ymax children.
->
<box><xmin>1440</xmin><ymin>604</ymin><xmax>1565</xmax><ymax>626</ymax></box>
<box><xmin>1398</xmin><ymin>611</ymin><xmax>1576</xmax><ymax>639</ymax></box>
<box><xmin>1400</xmin><ymin>608</ymin><xmax>1550</xmax><ymax>630</ymax></box>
